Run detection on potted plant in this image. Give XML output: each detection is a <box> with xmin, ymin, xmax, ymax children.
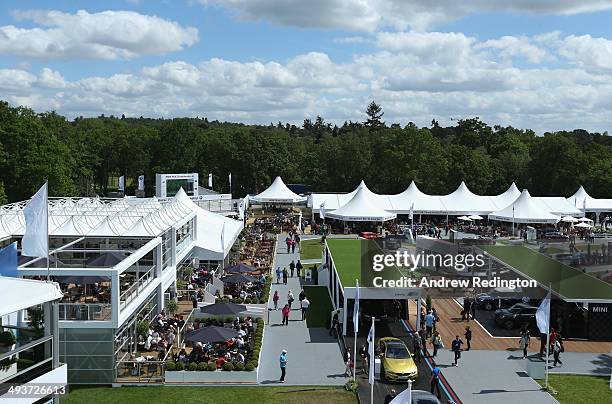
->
<box><xmin>0</xmin><ymin>331</ymin><xmax>16</xmax><ymax>354</ymax></box>
<box><xmin>166</xmin><ymin>300</ymin><xmax>179</xmax><ymax>316</ymax></box>
<box><xmin>136</xmin><ymin>320</ymin><xmax>150</xmax><ymax>340</ymax></box>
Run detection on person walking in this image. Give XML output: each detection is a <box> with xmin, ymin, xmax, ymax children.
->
<box><xmin>464</xmin><ymin>326</ymin><xmax>472</xmax><ymax>351</ymax></box>
<box><xmin>291</xmin><ymin>239</ymin><xmax>296</xmax><ymax>254</ymax></box>
<box><xmin>519</xmin><ymin>330</ymin><xmax>530</xmax><ymax>359</ymax></box>
<box><xmin>430</xmin><ymin>366</ymin><xmax>441</xmax><ymax>398</ymax></box>
<box><xmin>552</xmin><ymin>339</ymin><xmax>563</xmax><ymax>366</ymax></box>
<box><xmin>539</xmin><ymin>332</ymin><xmax>547</xmax><ymax>357</ymax></box>
<box><xmin>451</xmin><ymin>335</ymin><xmax>464</xmax><ymax>366</ymax></box>
<box><xmin>272</xmin><ymin>291</ymin><xmax>279</xmax><ymax>309</ymax></box>
<box><xmin>281</xmin><ymin>304</ymin><xmax>290</xmax><ymax>326</ymax></box>
<box><xmin>431</xmin><ymin>331</ymin><xmax>442</xmax><ymax>358</ymax></box>
<box><xmin>329</xmin><ymin>312</ymin><xmax>339</xmax><ymax>336</ymax></box>
<box><xmin>294</xmin><ymin>234</ymin><xmax>301</xmax><ymax>252</ymax></box>
<box><xmin>285</xmin><ymin>235</ymin><xmax>291</xmax><ymax>253</ymax></box>
<box><xmin>418</xmin><ymin>329</ymin><xmax>427</xmax><ymax>355</ymax></box>
<box><xmin>289</xmin><ymin>260</ymin><xmax>296</xmax><ymax>277</ymax></box>
<box><xmin>295</xmin><ymin>260</ymin><xmax>303</xmax><ymax>277</ymax></box>
<box><xmin>425</xmin><ymin>310</ymin><xmax>435</xmax><ymax>338</ymax></box>
<box><xmin>275</xmin><ymin>267</ymin><xmax>281</xmax><ymax>284</ymax></box>
<box><xmin>393</xmin><ymin>300</ymin><xmax>401</xmax><ymax>322</ymax></box>
<box><xmin>301</xmin><ymin>297</ymin><xmax>310</xmax><ymax>320</ymax></box>
<box><xmin>383</xmin><ymin>389</ymin><xmax>397</xmax><ymax>404</ymax></box>
<box><xmin>344</xmin><ymin>351</ymin><xmax>353</xmax><ymax>376</ymax></box>
<box><xmin>298</xmin><ymin>289</ymin><xmax>306</xmax><ymax>307</ymax></box>
<box><xmin>279</xmin><ymin>349</ymin><xmax>288</xmax><ymax>382</ymax></box>
<box><xmin>287</xmin><ymin>290</ymin><xmax>295</xmax><ymax>309</ymax></box>
<box><xmin>412</xmin><ymin>333</ymin><xmax>422</xmax><ymax>363</ymax></box>
<box><xmin>282</xmin><ymin>268</ymin><xmax>288</xmax><ymax>285</ymax></box>
<box><xmin>432</xmin><ymin>307</ymin><xmax>439</xmax><ymax>332</ymax></box>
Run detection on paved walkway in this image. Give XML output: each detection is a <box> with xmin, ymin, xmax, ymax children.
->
<box><xmin>257</xmin><ymin>234</ymin><xmax>348</xmax><ymax>385</ymax></box>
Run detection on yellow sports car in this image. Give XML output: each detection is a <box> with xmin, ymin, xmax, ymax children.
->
<box><xmin>378</xmin><ymin>337</ymin><xmax>418</xmax><ymax>382</ymax></box>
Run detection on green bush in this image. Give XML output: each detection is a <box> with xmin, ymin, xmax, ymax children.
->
<box><xmin>197</xmin><ymin>362</ymin><xmax>208</xmax><ymax>371</ymax></box>
<box><xmin>206</xmin><ymin>363</ymin><xmax>217</xmax><ymax>371</ymax></box>
<box><xmin>251</xmin><ymin>350</ymin><xmax>260</xmax><ymax>359</ymax></box>
<box><xmin>174</xmin><ymin>362</ymin><xmax>184</xmax><ymax>371</ymax></box>
<box><xmin>188</xmin><ymin>362</ymin><xmax>198</xmax><ymax>371</ymax></box>
<box><xmin>225</xmin><ymin>316</ymin><xmax>235</xmax><ymax>324</ymax></box>
<box><xmin>0</xmin><ymin>331</ymin><xmax>16</xmax><ymax>346</ymax></box>
<box><xmin>259</xmin><ymin>297</ymin><xmax>267</xmax><ymax>304</ymax></box>
<box><xmin>222</xmin><ymin>362</ymin><xmax>234</xmax><ymax>371</ymax></box>
<box><xmin>166</xmin><ymin>299</ymin><xmax>179</xmax><ymax>316</ymax></box>
<box><xmin>166</xmin><ymin>361</ymin><xmax>176</xmax><ymax>371</ymax></box>
<box><xmin>234</xmin><ymin>362</ymin><xmax>244</xmax><ymax>371</ymax></box>
<box><xmin>136</xmin><ymin>320</ymin><xmax>150</xmax><ymax>339</ymax></box>
<box><xmin>245</xmin><ymin>298</ymin><xmax>252</xmax><ymax>304</ymax></box>
<box><xmin>247</xmin><ymin>360</ymin><xmax>258</xmax><ymax>368</ymax></box>
<box><xmin>245</xmin><ymin>363</ymin><xmax>255</xmax><ymax>371</ymax></box>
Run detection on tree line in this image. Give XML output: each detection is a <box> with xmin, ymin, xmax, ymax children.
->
<box><xmin>0</xmin><ymin>100</ymin><xmax>611</xmax><ymax>204</ymax></box>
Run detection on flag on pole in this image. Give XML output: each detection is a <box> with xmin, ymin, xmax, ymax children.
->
<box><xmin>138</xmin><ymin>175</ymin><xmax>145</xmax><ymax>191</ymax></box>
<box><xmin>319</xmin><ymin>202</ymin><xmax>325</xmax><ymax>219</ymax></box>
<box><xmin>220</xmin><ymin>222</ymin><xmax>226</xmax><ymax>251</ymax></box>
<box><xmin>118</xmin><ymin>176</ymin><xmax>125</xmax><ymax>192</ymax></box>
<box><xmin>409</xmin><ymin>203</ymin><xmax>414</xmax><ymax>220</ymax></box>
<box><xmin>208</xmin><ymin>173</ymin><xmax>213</xmax><ymax>188</ymax></box>
<box><xmin>353</xmin><ymin>280</ymin><xmax>360</xmax><ymax>333</ymax></box>
<box><xmin>228</xmin><ymin>173</ymin><xmax>232</xmax><ymax>191</ymax></box>
<box><xmin>22</xmin><ymin>183</ymin><xmax>48</xmax><ymax>258</ymax></box>
<box><xmin>0</xmin><ymin>242</ymin><xmax>18</xmax><ymax>277</ymax></box>
<box><xmin>536</xmin><ymin>290</ymin><xmax>551</xmax><ymax>334</ymax></box>
<box><xmin>367</xmin><ymin>320</ymin><xmax>375</xmax><ymax>385</ymax></box>
<box><xmin>583</xmin><ymin>198</ymin><xmax>586</xmax><ymax>211</ymax></box>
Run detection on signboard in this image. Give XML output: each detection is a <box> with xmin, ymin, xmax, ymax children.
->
<box><xmin>588</xmin><ymin>303</ymin><xmax>612</xmax><ymax>340</ymax></box>
<box><xmin>155</xmin><ymin>173</ymin><xmax>199</xmax><ymax>198</ymax></box>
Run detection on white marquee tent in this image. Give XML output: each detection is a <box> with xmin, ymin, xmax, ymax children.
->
<box><xmin>568</xmin><ymin>186</ymin><xmax>612</xmax><ymax>212</ymax></box>
<box><xmin>491</xmin><ymin>183</ymin><xmax>521</xmax><ymax>209</ymax></box>
<box><xmin>326</xmin><ymin>187</ymin><xmax>396</xmax><ymax>222</ymax></box>
<box><xmin>387</xmin><ymin>181</ymin><xmax>448</xmax><ymax>214</ymax></box>
<box><xmin>250</xmin><ymin>176</ymin><xmax>306</xmax><ymax>204</ymax></box>
<box><xmin>440</xmin><ymin>181</ymin><xmax>499</xmax><ymax>215</ymax></box>
<box><xmin>489</xmin><ymin>190</ymin><xmax>560</xmax><ymax>224</ymax></box>
<box><xmin>536</xmin><ymin>197</ymin><xmax>583</xmax><ymax>217</ymax></box>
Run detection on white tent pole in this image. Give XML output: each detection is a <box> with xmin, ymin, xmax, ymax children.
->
<box><xmin>545</xmin><ymin>282</ymin><xmax>551</xmax><ymax>390</ymax></box>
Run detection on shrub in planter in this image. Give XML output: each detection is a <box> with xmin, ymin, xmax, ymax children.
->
<box><xmin>225</xmin><ymin>316</ymin><xmax>235</xmax><ymax>324</ymax></box>
<box><xmin>251</xmin><ymin>350</ymin><xmax>260</xmax><ymax>360</ymax></box>
<box><xmin>188</xmin><ymin>362</ymin><xmax>198</xmax><ymax>371</ymax></box>
<box><xmin>245</xmin><ymin>298</ymin><xmax>252</xmax><ymax>304</ymax></box>
<box><xmin>197</xmin><ymin>362</ymin><xmax>208</xmax><ymax>371</ymax></box>
<box><xmin>234</xmin><ymin>362</ymin><xmax>244</xmax><ymax>371</ymax></box>
<box><xmin>166</xmin><ymin>361</ymin><xmax>176</xmax><ymax>371</ymax></box>
<box><xmin>175</xmin><ymin>362</ymin><xmax>184</xmax><ymax>371</ymax></box>
<box><xmin>136</xmin><ymin>320</ymin><xmax>150</xmax><ymax>339</ymax></box>
<box><xmin>258</xmin><ymin>298</ymin><xmax>267</xmax><ymax>304</ymax></box>
<box><xmin>0</xmin><ymin>331</ymin><xmax>16</xmax><ymax>347</ymax></box>
<box><xmin>222</xmin><ymin>362</ymin><xmax>234</xmax><ymax>371</ymax></box>
<box><xmin>166</xmin><ymin>299</ymin><xmax>179</xmax><ymax>316</ymax></box>
<box><xmin>206</xmin><ymin>363</ymin><xmax>217</xmax><ymax>371</ymax></box>
<box><xmin>245</xmin><ymin>363</ymin><xmax>255</xmax><ymax>371</ymax></box>
<box><xmin>247</xmin><ymin>360</ymin><xmax>258</xmax><ymax>368</ymax></box>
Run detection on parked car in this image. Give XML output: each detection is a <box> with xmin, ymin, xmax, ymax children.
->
<box><xmin>476</xmin><ymin>288</ymin><xmax>530</xmax><ymax>311</ymax></box>
<box><xmin>411</xmin><ymin>390</ymin><xmax>443</xmax><ymax>404</ymax></box>
<box><xmin>494</xmin><ymin>303</ymin><xmax>538</xmax><ymax>329</ymax></box>
<box><xmin>542</xmin><ymin>231</ymin><xmax>569</xmax><ymax>240</ymax></box>
<box><xmin>377</xmin><ymin>337</ymin><xmax>418</xmax><ymax>382</ymax></box>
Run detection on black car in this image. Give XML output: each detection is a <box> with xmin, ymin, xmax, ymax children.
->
<box><xmin>476</xmin><ymin>291</ymin><xmax>530</xmax><ymax>311</ymax></box>
<box><xmin>494</xmin><ymin>303</ymin><xmax>537</xmax><ymax>329</ymax></box>
<box><xmin>542</xmin><ymin>231</ymin><xmax>569</xmax><ymax>240</ymax></box>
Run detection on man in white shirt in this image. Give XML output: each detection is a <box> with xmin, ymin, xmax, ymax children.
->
<box><xmin>301</xmin><ymin>298</ymin><xmax>310</xmax><ymax>321</ymax></box>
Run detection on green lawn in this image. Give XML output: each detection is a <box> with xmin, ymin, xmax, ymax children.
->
<box><xmin>303</xmin><ymin>286</ymin><xmax>333</xmax><ymax>328</ymax></box>
<box><xmin>536</xmin><ymin>375</ymin><xmax>610</xmax><ymax>404</ymax></box>
<box><xmin>62</xmin><ymin>386</ymin><xmax>357</xmax><ymax>404</ymax></box>
<box><xmin>300</xmin><ymin>238</ymin><xmax>324</xmax><ymax>260</ymax></box>
<box><xmin>482</xmin><ymin>245</ymin><xmax>612</xmax><ymax>300</ymax></box>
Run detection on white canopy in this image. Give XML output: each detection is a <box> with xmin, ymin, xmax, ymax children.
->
<box><xmin>175</xmin><ymin>189</ymin><xmax>244</xmax><ymax>260</ymax></box>
<box><xmin>326</xmin><ymin>187</ymin><xmax>396</xmax><ymax>222</ymax></box>
<box><xmin>310</xmin><ymin>180</ymin><xmax>395</xmax><ymax>212</ymax></box>
<box><xmin>575</xmin><ymin>222</ymin><xmax>592</xmax><ymax>228</ymax></box>
<box><xmin>251</xmin><ymin>176</ymin><xmax>306</xmax><ymax>204</ymax></box>
<box><xmin>560</xmin><ymin>216</ymin><xmax>579</xmax><ymax>223</ymax></box>
<box><xmin>491</xmin><ymin>183</ymin><xmax>521</xmax><ymax>209</ymax></box>
<box><xmin>489</xmin><ymin>190</ymin><xmax>560</xmax><ymax>224</ymax></box>
<box><xmin>441</xmin><ymin>182</ymin><xmax>499</xmax><ymax>215</ymax></box>
<box><xmin>568</xmin><ymin>186</ymin><xmax>612</xmax><ymax>212</ymax></box>
<box><xmin>536</xmin><ymin>197</ymin><xmax>583</xmax><ymax>217</ymax></box>
<box><xmin>0</xmin><ymin>277</ymin><xmax>63</xmax><ymax>317</ymax></box>
<box><xmin>387</xmin><ymin>181</ymin><xmax>448</xmax><ymax>214</ymax></box>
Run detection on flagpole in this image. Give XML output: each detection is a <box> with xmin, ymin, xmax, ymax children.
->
<box><xmin>353</xmin><ymin>279</ymin><xmax>358</xmax><ymax>382</ymax></box>
<box><xmin>545</xmin><ymin>282</ymin><xmax>551</xmax><ymax>389</ymax></box>
<box><xmin>370</xmin><ymin>316</ymin><xmax>375</xmax><ymax>404</ymax></box>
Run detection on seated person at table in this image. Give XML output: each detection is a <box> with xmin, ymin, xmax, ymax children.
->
<box><xmin>216</xmin><ymin>356</ymin><xmax>226</xmax><ymax>368</ymax></box>
<box><xmin>236</xmin><ymin>352</ymin><xmax>245</xmax><ymax>364</ymax></box>
<box><xmin>235</xmin><ymin>336</ymin><xmax>245</xmax><ymax>348</ymax></box>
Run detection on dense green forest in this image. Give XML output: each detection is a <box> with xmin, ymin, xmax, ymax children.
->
<box><xmin>0</xmin><ymin>100</ymin><xmax>611</xmax><ymax>204</ymax></box>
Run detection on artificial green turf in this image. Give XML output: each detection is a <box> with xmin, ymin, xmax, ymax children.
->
<box><xmin>536</xmin><ymin>375</ymin><xmax>610</xmax><ymax>404</ymax></box>
<box><xmin>482</xmin><ymin>245</ymin><xmax>612</xmax><ymax>300</ymax></box>
<box><xmin>300</xmin><ymin>238</ymin><xmax>324</xmax><ymax>260</ymax></box>
<box><xmin>326</xmin><ymin>239</ymin><xmax>361</xmax><ymax>287</ymax></box>
<box><xmin>62</xmin><ymin>386</ymin><xmax>357</xmax><ymax>404</ymax></box>
<box><xmin>303</xmin><ymin>286</ymin><xmax>334</xmax><ymax>328</ymax></box>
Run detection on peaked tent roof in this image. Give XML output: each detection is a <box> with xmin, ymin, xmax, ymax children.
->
<box><xmin>440</xmin><ymin>181</ymin><xmax>499</xmax><ymax>215</ymax></box>
<box><xmin>175</xmin><ymin>189</ymin><xmax>244</xmax><ymax>261</ymax></box>
<box><xmin>491</xmin><ymin>183</ymin><xmax>521</xmax><ymax>209</ymax></box>
<box><xmin>387</xmin><ymin>181</ymin><xmax>448</xmax><ymax>214</ymax></box>
<box><xmin>251</xmin><ymin>176</ymin><xmax>306</xmax><ymax>203</ymax></box>
<box><xmin>536</xmin><ymin>197</ymin><xmax>583</xmax><ymax>217</ymax></box>
<box><xmin>310</xmin><ymin>180</ymin><xmax>394</xmax><ymax>212</ymax></box>
<box><xmin>568</xmin><ymin>186</ymin><xmax>612</xmax><ymax>212</ymax></box>
<box><xmin>326</xmin><ymin>187</ymin><xmax>396</xmax><ymax>222</ymax></box>
<box><xmin>489</xmin><ymin>190</ymin><xmax>560</xmax><ymax>224</ymax></box>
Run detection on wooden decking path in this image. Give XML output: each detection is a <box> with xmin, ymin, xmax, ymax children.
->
<box><xmin>407</xmin><ymin>299</ymin><xmax>612</xmax><ymax>353</ymax></box>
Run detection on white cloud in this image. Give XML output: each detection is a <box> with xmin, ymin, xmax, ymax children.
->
<box><xmin>557</xmin><ymin>34</ymin><xmax>612</xmax><ymax>71</ymax></box>
<box><xmin>205</xmin><ymin>0</ymin><xmax>612</xmax><ymax>31</ymax></box>
<box><xmin>0</xmin><ymin>9</ymin><xmax>198</xmax><ymax>60</ymax></box>
<box><xmin>4</xmin><ymin>31</ymin><xmax>612</xmax><ymax>133</ymax></box>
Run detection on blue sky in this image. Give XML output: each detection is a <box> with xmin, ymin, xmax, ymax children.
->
<box><xmin>2</xmin><ymin>1</ymin><xmax>612</xmax><ymax>132</ymax></box>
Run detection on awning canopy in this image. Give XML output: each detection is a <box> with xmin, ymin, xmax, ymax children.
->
<box><xmin>250</xmin><ymin>176</ymin><xmax>306</xmax><ymax>204</ymax></box>
<box><xmin>326</xmin><ymin>187</ymin><xmax>396</xmax><ymax>222</ymax></box>
<box><xmin>0</xmin><ymin>276</ymin><xmax>64</xmax><ymax>317</ymax></box>
<box><xmin>568</xmin><ymin>186</ymin><xmax>612</xmax><ymax>212</ymax></box>
<box><xmin>489</xmin><ymin>190</ymin><xmax>560</xmax><ymax>224</ymax></box>
<box><xmin>536</xmin><ymin>197</ymin><xmax>583</xmax><ymax>217</ymax></box>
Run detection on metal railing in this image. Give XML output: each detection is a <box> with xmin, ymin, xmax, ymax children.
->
<box><xmin>58</xmin><ymin>303</ymin><xmax>112</xmax><ymax>321</ymax></box>
<box><xmin>120</xmin><ymin>265</ymin><xmax>156</xmax><ymax>309</ymax></box>
<box><xmin>0</xmin><ymin>335</ymin><xmax>53</xmax><ymax>383</ymax></box>
<box><xmin>176</xmin><ymin>308</ymin><xmax>196</xmax><ymax>349</ymax></box>
<box><xmin>115</xmin><ymin>360</ymin><xmax>165</xmax><ymax>383</ymax></box>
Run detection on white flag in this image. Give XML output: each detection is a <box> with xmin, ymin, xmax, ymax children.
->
<box><xmin>208</xmin><ymin>173</ymin><xmax>213</xmax><ymax>188</ymax></box>
<box><xmin>536</xmin><ymin>291</ymin><xmax>551</xmax><ymax>334</ymax></box>
<box><xmin>367</xmin><ymin>320</ymin><xmax>375</xmax><ymax>385</ymax></box>
<box><xmin>228</xmin><ymin>173</ymin><xmax>232</xmax><ymax>190</ymax></box>
<box><xmin>319</xmin><ymin>202</ymin><xmax>325</xmax><ymax>219</ymax></box>
<box><xmin>22</xmin><ymin>183</ymin><xmax>48</xmax><ymax>258</ymax></box>
<box><xmin>583</xmin><ymin>198</ymin><xmax>586</xmax><ymax>211</ymax></box>
<box><xmin>409</xmin><ymin>202</ymin><xmax>414</xmax><ymax>220</ymax></box>
<box><xmin>138</xmin><ymin>175</ymin><xmax>145</xmax><ymax>191</ymax></box>
<box><xmin>353</xmin><ymin>280</ymin><xmax>360</xmax><ymax>334</ymax></box>
<box><xmin>118</xmin><ymin>176</ymin><xmax>125</xmax><ymax>192</ymax></box>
